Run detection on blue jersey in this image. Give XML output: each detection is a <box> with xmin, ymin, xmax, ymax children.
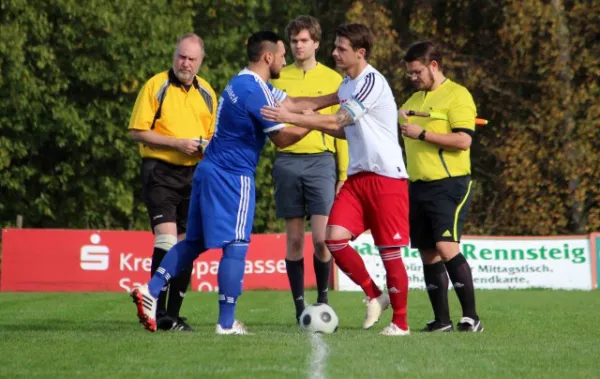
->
<box><xmin>204</xmin><ymin>69</ymin><xmax>287</xmax><ymax>175</ymax></box>
<box><xmin>186</xmin><ymin>70</ymin><xmax>286</xmax><ymax>248</ymax></box>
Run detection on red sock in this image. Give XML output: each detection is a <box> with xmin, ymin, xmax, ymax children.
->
<box><xmin>380</xmin><ymin>248</ymin><xmax>409</xmax><ymax>330</ymax></box>
<box><xmin>326</xmin><ymin>239</ymin><xmax>382</xmax><ymax>300</ymax></box>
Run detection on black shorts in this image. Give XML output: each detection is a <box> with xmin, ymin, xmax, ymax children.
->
<box><xmin>409</xmin><ymin>175</ymin><xmax>473</xmax><ymax>250</ymax></box>
<box><xmin>272</xmin><ymin>152</ymin><xmax>336</xmax><ymax>218</ymax></box>
<box><xmin>141</xmin><ymin>158</ymin><xmax>196</xmax><ymax>234</ymax></box>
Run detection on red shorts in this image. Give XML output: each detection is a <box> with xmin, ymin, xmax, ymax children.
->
<box><xmin>328</xmin><ymin>172</ymin><xmax>409</xmax><ymax>248</ymax></box>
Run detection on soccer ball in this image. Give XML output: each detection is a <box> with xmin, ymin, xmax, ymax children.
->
<box><xmin>299</xmin><ymin>303</ymin><xmax>339</xmax><ymax>334</ymax></box>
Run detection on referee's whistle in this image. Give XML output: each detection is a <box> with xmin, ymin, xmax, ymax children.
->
<box><xmin>194</xmin><ymin>138</ymin><xmax>209</xmax><ymax>152</ymax></box>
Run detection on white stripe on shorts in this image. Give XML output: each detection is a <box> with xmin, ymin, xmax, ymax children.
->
<box><xmin>235</xmin><ymin>176</ymin><xmax>251</xmax><ymax>241</ymax></box>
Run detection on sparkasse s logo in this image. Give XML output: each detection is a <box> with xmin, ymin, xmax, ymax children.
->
<box><xmin>80</xmin><ymin>234</ymin><xmax>110</xmax><ymax>271</ymax></box>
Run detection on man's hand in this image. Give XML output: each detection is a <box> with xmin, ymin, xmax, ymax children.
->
<box><xmin>398</xmin><ymin>109</ymin><xmax>410</xmax><ymax>120</ymax></box>
<box><xmin>261</xmin><ymin>100</ymin><xmax>295</xmax><ymax>124</ymax></box>
<box><xmin>260</xmin><ymin>100</ymin><xmax>298</xmax><ymax>124</ymax></box>
<box><xmin>175</xmin><ymin>139</ymin><xmax>201</xmax><ymax>155</ymax></box>
<box><xmin>335</xmin><ymin>180</ymin><xmax>345</xmax><ymax>195</ymax></box>
<box><xmin>400</xmin><ymin>123</ymin><xmax>424</xmax><ymax>140</ymax></box>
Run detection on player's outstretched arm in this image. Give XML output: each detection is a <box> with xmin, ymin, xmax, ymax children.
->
<box><xmin>267</xmin><ymin>127</ymin><xmax>312</xmax><ymax>149</ymax></box>
<box><xmin>281</xmin><ymin>92</ymin><xmax>339</xmax><ymax>114</ymax></box>
<box><xmin>261</xmin><ymin>105</ymin><xmax>351</xmax><ymax>139</ymax></box>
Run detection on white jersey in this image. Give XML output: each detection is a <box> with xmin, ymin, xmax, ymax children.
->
<box><xmin>338</xmin><ymin>65</ymin><xmax>408</xmax><ymax>179</ymax></box>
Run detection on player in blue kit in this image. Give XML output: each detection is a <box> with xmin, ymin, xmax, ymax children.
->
<box><xmin>130</xmin><ymin>31</ymin><xmax>330</xmax><ymax>335</ymax></box>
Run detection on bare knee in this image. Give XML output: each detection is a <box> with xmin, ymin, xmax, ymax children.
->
<box><xmin>313</xmin><ymin>239</ymin><xmax>331</xmax><ymax>261</ymax></box>
<box><xmin>286</xmin><ymin>233</ymin><xmax>304</xmax><ymax>260</ymax></box>
<box><xmin>420</xmin><ymin>249</ymin><xmax>441</xmax><ymax>265</ymax></box>
<box><xmin>325</xmin><ymin>225</ymin><xmax>352</xmax><ymax>241</ymax></box>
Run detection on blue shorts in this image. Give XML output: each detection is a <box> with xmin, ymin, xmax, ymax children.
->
<box><xmin>186</xmin><ymin>161</ymin><xmax>255</xmax><ymax>249</ymax></box>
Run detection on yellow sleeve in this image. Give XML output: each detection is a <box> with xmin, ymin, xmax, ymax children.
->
<box><xmin>448</xmin><ymin>87</ymin><xmax>477</xmax><ymax>132</ymax></box>
<box><xmin>335</xmin><ymin>138</ymin><xmax>349</xmax><ymax>181</ymax></box>
<box><xmin>208</xmin><ymin>86</ymin><xmax>218</xmax><ymax>139</ymax></box>
<box><xmin>128</xmin><ymin>80</ymin><xmax>157</xmax><ymax>131</ymax></box>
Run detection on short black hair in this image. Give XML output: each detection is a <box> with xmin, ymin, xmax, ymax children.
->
<box><xmin>247</xmin><ymin>31</ymin><xmax>283</xmax><ymax>63</ymax></box>
<box><xmin>403</xmin><ymin>42</ymin><xmax>443</xmax><ymax>70</ymax></box>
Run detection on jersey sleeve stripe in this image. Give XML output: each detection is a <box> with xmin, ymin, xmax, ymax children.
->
<box><xmin>258</xmin><ymin>82</ymin><xmax>275</xmax><ymax>106</ymax></box>
<box><xmin>263</xmin><ymin>123</ymin><xmax>285</xmax><ymax>133</ymax></box>
<box><xmin>271</xmin><ymin>87</ymin><xmax>287</xmax><ymax>102</ymax></box>
<box><xmin>355</xmin><ymin>73</ymin><xmax>375</xmax><ymax>102</ymax></box>
<box><xmin>451</xmin><ymin>127</ymin><xmax>475</xmax><ymax>137</ymax></box>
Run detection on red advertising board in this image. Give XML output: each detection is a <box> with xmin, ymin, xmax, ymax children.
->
<box><xmin>0</xmin><ymin>229</ymin><xmax>317</xmax><ymax>292</ymax></box>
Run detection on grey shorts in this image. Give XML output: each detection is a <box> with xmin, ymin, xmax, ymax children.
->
<box><xmin>273</xmin><ymin>152</ymin><xmax>337</xmax><ymax>218</ymax></box>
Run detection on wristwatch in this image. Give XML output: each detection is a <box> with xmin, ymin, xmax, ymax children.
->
<box><xmin>418</xmin><ymin>130</ymin><xmax>427</xmax><ymax>141</ymax></box>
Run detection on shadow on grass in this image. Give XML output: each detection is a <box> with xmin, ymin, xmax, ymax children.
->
<box><xmin>0</xmin><ymin>318</ymin><xmax>305</xmax><ymax>333</ymax></box>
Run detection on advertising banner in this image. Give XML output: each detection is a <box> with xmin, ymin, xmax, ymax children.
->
<box><xmin>0</xmin><ymin>229</ymin><xmax>316</xmax><ymax>292</ymax></box>
<box><xmin>336</xmin><ymin>234</ymin><xmax>596</xmax><ymax>291</ymax></box>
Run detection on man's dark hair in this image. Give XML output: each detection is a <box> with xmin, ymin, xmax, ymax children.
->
<box><xmin>335</xmin><ymin>23</ymin><xmax>373</xmax><ymax>60</ymax></box>
<box><xmin>247</xmin><ymin>31</ymin><xmax>283</xmax><ymax>63</ymax></box>
<box><xmin>285</xmin><ymin>15</ymin><xmax>322</xmax><ymax>42</ymax></box>
<box><xmin>403</xmin><ymin>42</ymin><xmax>443</xmax><ymax>70</ymax></box>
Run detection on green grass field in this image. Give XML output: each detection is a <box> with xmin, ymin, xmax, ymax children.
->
<box><xmin>1</xmin><ymin>290</ymin><xmax>599</xmax><ymax>378</ymax></box>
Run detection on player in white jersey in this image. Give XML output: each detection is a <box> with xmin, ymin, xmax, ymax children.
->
<box><xmin>262</xmin><ymin>24</ymin><xmax>410</xmax><ymax>336</ymax></box>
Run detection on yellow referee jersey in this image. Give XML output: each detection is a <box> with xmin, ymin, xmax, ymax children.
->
<box><xmin>271</xmin><ymin>63</ymin><xmax>349</xmax><ymax>180</ymax></box>
<box><xmin>401</xmin><ymin>79</ymin><xmax>477</xmax><ymax>181</ymax></box>
<box><xmin>128</xmin><ymin>70</ymin><xmax>217</xmax><ymax>166</ymax></box>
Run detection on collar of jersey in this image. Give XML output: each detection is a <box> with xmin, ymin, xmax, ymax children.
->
<box><xmin>351</xmin><ymin>64</ymin><xmax>373</xmax><ymax>81</ymax></box>
<box><xmin>238</xmin><ymin>68</ymin><xmax>267</xmax><ymax>85</ymax></box>
<box><xmin>168</xmin><ymin>69</ymin><xmax>199</xmax><ymax>88</ymax></box>
<box><xmin>283</xmin><ymin>62</ymin><xmax>322</xmax><ymax>77</ymax></box>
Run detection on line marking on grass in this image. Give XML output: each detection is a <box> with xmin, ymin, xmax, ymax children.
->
<box><xmin>309</xmin><ymin>333</ymin><xmax>329</xmax><ymax>379</ymax></box>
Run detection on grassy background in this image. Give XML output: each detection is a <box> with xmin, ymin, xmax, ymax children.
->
<box><xmin>0</xmin><ymin>290</ymin><xmax>599</xmax><ymax>378</ymax></box>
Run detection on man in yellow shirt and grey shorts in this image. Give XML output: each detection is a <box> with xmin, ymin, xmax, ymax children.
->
<box><xmin>271</xmin><ymin>16</ymin><xmax>349</xmax><ymax>323</ymax></box>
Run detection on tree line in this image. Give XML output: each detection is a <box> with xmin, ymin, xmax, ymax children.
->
<box><xmin>0</xmin><ymin>0</ymin><xmax>598</xmax><ymax>235</ymax></box>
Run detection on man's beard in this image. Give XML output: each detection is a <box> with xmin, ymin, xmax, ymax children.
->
<box><xmin>175</xmin><ymin>70</ymin><xmax>194</xmax><ymax>83</ymax></box>
<box><xmin>270</xmin><ymin>68</ymin><xmax>280</xmax><ymax>79</ymax></box>
<box><xmin>422</xmin><ymin>68</ymin><xmax>435</xmax><ymax>91</ymax></box>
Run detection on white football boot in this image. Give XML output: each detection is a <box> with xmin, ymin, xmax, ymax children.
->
<box><xmin>380</xmin><ymin>323</ymin><xmax>411</xmax><ymax>336</ymax></box>
<box><xmin>215</xmin><ymin>320</ymin><xmax>251</xmax><ymax>335</ymax></box>
<box><xmin>130</xmin><ymin>285</ymin><xmax>157</xmax><ymax>332</ymax></box>
<box><xmin>363</xmin><ymin>293</ymin><xmax>391</xmax><ymax>329</ymax></box>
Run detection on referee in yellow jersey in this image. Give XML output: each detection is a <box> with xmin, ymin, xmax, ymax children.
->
<box><xmin>128</xmin><ymin>33</ymin><xmax>217</xmax><ymax>331</ymax></box>
<box><xmin>399</xmin><ymin>42</ymin><xmax>483</xmax><ymax>332</ymax></box>
<box><xmin>271</xmin><ymin>16</ymin><xmax>349</xmax><ymax>323</ymax></box>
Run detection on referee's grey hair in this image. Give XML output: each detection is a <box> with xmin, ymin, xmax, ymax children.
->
<box><xmin>175</xmin><ymin>33</ymin><xmax>205</xmax><ymax>57</ymax></box>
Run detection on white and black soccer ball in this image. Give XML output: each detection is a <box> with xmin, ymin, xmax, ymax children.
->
<box><xmin>299</xmin><ymin>303</ymin><xmax>339</xmax><ymax>334</ymax></box>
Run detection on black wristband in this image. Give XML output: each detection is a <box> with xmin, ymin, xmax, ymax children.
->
<box><xmin>418</xmin><ymin>130</ymin><xmax>427</xmax><ymax>141</ymax></box>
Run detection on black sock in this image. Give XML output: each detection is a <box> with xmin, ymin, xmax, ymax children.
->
<box><xmin>167</xmin><ymin>264</ymin><xmax>193</xmax><ymax>319</ymax></box>
<box><xmin>423</xmin><ymin>261</ymin><xmax>451</xmax><ymax>324</ymax></box>
<box><xmin>444</xmin><ymin>253</ymin><xmax>478</xmax><ymax>320</ymax></box>
<box><xmin>151</xmin><ymin>247</ymin><xmax>168</xmax><ymax>315</ymax></box>
<box><xmin>313</xmin><ymin>255</ymin><xmax>331</xmax><ymax>304</ymax></box>
<box><xmin>285</xmin><ymin>258</ymin><xmax>305</xmax><ymax>318</ymax></box>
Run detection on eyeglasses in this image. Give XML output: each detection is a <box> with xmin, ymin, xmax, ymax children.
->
<box><xmin>405</xmin><ymin>69</ymin><xmax>423</xmax><ymax>78</ymax></box>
